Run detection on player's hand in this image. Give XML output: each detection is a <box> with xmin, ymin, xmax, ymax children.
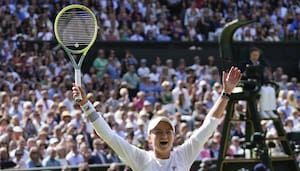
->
<box><xmin>222</xmin><ymin>66</ymin><xmax>242</xmax><ymax>94</ymax></box>
<box><xmin>72</xmin><ymin>83</ymin><xmax>88</xmax><ymax>106</ymax></box>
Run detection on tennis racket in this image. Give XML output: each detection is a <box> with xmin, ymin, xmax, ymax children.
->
<box><xmin>54</xmin><ymin>4</ymin><xmax>98</xmax><ymax>102</ymax></box>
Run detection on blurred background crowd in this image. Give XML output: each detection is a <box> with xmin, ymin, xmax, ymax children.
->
<box><xmin>1</xmin><ymin>0</ymin><xmax>300</xmax><ymax>45</ymax></box>
<box><xmin>1</xmin><ymin>0</ymin><xmax>300</xmax><ymax>171</ymax></box>
<box><xmin>1</xmin><ymin>43</ymin><xmax>300</xmax><ymax>170</ymax></box>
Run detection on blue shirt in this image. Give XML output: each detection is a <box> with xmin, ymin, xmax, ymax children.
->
<box><xmin>107</xmin><ymin>64</ymin><xmax>120</xmax><ymax>79</ymax></box>
<box><xmin>26</xmin><ymin>160</ymin><xmax>42</xmax><ymax>168</ymax></box>
<box><xmin>42</xmin><ymin>157</ymin><xmax>61</xmax><ymax>167</ymax></box>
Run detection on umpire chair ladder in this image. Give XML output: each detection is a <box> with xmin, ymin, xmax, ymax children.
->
<box><xmin>216</xmin><ymin>81</ymin><xmax>299</xmax><ymax>171</ymax></box>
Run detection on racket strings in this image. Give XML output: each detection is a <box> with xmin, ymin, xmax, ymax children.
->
<box><xmin>56</xmin><ymin>9</ymin><xmax>96</xmax><ymax>49</ymax></box>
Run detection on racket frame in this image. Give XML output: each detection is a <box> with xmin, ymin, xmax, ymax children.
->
<box><xmin>54</xmin><ymin>4</ymin><xmax>98</xmax><ymax>101</ymax></box>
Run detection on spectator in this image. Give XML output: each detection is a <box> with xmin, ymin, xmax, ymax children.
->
<box><xmin>56</xmin><ymin>145</ymin><xmax>68</xmax><ymax>167</ymax></box>
<box><xmin>184</xmin><ymin>1</ymin><xmax>201</xmax><ymax>27</ymax></box>
<box><xmin>106</xmin><ymin>56</ymin><xmax>121</xmax><ymax>80</ymax></box>
<box><xmin>65</xmin><ymin>142</ymin><xmax>84</xmax><ymax>166</ymax></box>
<box><xmin>172</xmin><ymin>80</ymin><xmax>191</xmax><ymax>110</ymax></box>
<box><xmin>122</xmin><ymin>64</ymin><xmax>140</xmax><ymax>98</ymax></box>
<box><xmin>91</xmin><ymin>139</ymin><xmax>108</xmax><ymax>164</ymax></box>
<box><xmin>0</xmin><ymin>147</ymin><xmax>16</xmax><ymax>169</ymax></box>
<box><xmin>93</xmin><ymin>49</ymin><xmax>108</xmax><ymax>79</ymax></box>
<box><xmin>26</xmin><ymin>147</ymin><xmax>42</xmax><ymax>168</ymax></box>
<box><xmin>42</xmin><ymin>147</ymin><xmax>61</xmax><ymax>167</ymax></box>
<box><xmin>137</xmin><ymin>58</ymin><xmax>150</xmax><ymax>77</ymax></box>
<box><xmin>13</xmin><ymin>148</ymin><xmax>26</xmax><ymax>168</ymax></box>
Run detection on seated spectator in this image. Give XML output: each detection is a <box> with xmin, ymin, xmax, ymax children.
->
<box><xmin>13</xmin><ymin>148</ymin><xmax>26</xmax><ymax>168</ymax></box>
<box><xmin>0</xmin><ymin>147</ymin><xmax>16</xmax><ymax>169</ymax></box>
<box><xmin>26</xmin><ymin>147</ymin><xmax>42</xmax><ymax>168</ymax></box>
<box><xmin>65</xmin><ymin>142</ymin><xmax>84</xmax><ymax>166</ymax></box>
<box><xmin>91</xmin><ymin>139</ymin><xmax>108</xmax><ymax>164</ymax></box>
<box><xmin>42</xmin><ymin>147</ymin><xmax>61</xmax><ymax>167</ymax></box>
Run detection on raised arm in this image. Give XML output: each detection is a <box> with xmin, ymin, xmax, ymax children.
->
<box><xmin>72</xmin><ymin>85</ymin><xmax>148</xmax><ymax>170</ymax></box>
<box><xmin>208</xmin><ymin>66</ymin><xmax>241</xmax><ymax>118</ymax></box>
<box><xmin>176</xmin><ymin>67</ymin><xmax>241</xmax><ymax>166</ymax></box>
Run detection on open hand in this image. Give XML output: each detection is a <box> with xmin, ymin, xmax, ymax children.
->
<box><xmin>222</xmin><ymin>67</ymin><xmax>242</xmax><ymax>94</ymax></box>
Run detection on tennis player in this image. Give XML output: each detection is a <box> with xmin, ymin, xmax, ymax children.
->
<box><xmin>72</xmin><ymin>66</ymin><xmax>241</xmax><ymax>171</ymax></box>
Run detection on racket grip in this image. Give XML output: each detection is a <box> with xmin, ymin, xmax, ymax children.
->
<box><xmin>74</xmin><ymin>69</ymin><xmax>83</xmax><ymax>102</ymax></box>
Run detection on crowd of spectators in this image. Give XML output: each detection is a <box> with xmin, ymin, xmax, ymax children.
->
<box><xmin>0</xmin><ymin>37</ymin><xmax>300</xmax><ymax>170</ymax></box>
<box><xmin>1</xmin><ymin>0</ymin><xmax>300</xmax><ymax>44</ymax></box>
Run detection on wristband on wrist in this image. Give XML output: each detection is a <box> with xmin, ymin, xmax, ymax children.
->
<box><xmin>221</xmin><ymin>91</ymin><xmax>231</xmax><ymax>99</ymax></box>
<box><xmin>81</xmin><ymin>101</ymin><xmax>93</xmax><ymax>112</ymax></box>
<box><xmin>81</xmin><ymin>101</ymin><xmax>100</xmax><ymax>122</ymax></box>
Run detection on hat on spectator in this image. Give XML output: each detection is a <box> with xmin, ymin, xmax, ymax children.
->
<box><xmin>23</xmin><ymin>101</ymin><xmax>32</xmax><ymax>109</ymax></box>
<box><xmin>125</xmin><ymin>122</ymin><xmax>134</xmax><ymax>129</ymax></box>
<box><xmin>144</xmin><ymin>101</ymin><xmax>151</xmax><ymax>106</ymax></box>
<box><xmin>119</xmin><ymin>88</ymin><xmax>128</xmax><ymax>96</ymax></box>
<box><xmin>58</xmin><ymin>102</ymin><xmax>66</xmax><ymax>108</ymax></box>
<box><xmin>93</xmin><ymin>101</ymin><xmax>101</xmax><ymax>108</ymax></box>
<box><xmin>13</xmin><ymin>126</ymin><xmax>23</xmax><ymax>133</ymax></box>
<box><xmin>137</xmin><ymin>91</ymin><xmax>145</xmax><ymax>97</ymax></box>
<box><xmin>49</xmin><ymin>138</ymin><xmax>59</xmax><ymax>145</ymax></box>
<box><xmin>147</xmin><ymin>116</ymin><xmax>174</xmax><ymax>135</ymax></box>
<box><xmin>139</xmin><ymin>110</ymin><xmax>148</xmax><ymax>117</ymax></box>
<box><xmin>38</xmin><ymin>131</ymin><xmax>48</xmax><ymax>137</ymax></box>
<box><xmin>161</xmin><ymin>81</ymin><xmax>171</xmax><ymax>88</ymax></box>
<box><xmin>62</xmin><ymin>111</ymin><xmax>71</xmax><ymax>118</ymax></box>
<box><xmin>86</xmin><ymin>93</ymin><xmax>94</xmax><ymax>99</ymax></box>
<box><xmin>76</xmin><ymin>134</ymin><xmax>84</xmax><ymax>142</ymax></box>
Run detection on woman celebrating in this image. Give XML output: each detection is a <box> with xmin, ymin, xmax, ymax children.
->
<box><xmin>72</xmin><ymin>67</ymin><xmax>241</xmax><ymax>171</ymax></box>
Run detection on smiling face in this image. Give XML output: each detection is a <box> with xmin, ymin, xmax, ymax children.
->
<box><xmin>148</xmin><ymin>121</ymin><xmax>175</xmax><ymax>159</ymax></box>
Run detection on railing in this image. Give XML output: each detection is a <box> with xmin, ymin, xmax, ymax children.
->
<box><xmin>3</xmin><ymin>163</ymin><xmax>125</xmax><ymax>171</ymax></box>
<box><xmin>2</xmin><ymin>160</ymin><xmax>204</xmax><ymax>171</ymax></box>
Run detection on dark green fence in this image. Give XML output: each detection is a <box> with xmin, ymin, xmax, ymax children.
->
<box><xmin>30</xmin><ymin>41</ymin><xmax>300</xmax><ymax>78</ymax></box>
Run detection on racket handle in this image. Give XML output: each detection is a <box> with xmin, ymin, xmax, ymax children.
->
<box><xmin>74</xmin><ymin>69</ymin><xmax>83</xmax><ymax>102</ymax></box>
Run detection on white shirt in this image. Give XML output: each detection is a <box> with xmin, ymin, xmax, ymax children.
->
<box><xmin>144</xmin><ymin>24</ymin><xmax>159</xmax><ymax>36</ymax></box>
<box><xmin>129</xmin><ymin>34</ymin><xmax>144</xmax><ymax>41</ymax></box>
<box><xmin>82</xmin><ymin>102</ymin><xmax>220</xmax><ymax>171</ymax></box>
<box><xmin>66</xmin><ymin>151</ymin><xmax>84</xmax><ymax>166</ymax></box>
<box><xmin>172</xmin><ymin>87</ymin><xmax>191</xmax><ymax>109</ymax></box>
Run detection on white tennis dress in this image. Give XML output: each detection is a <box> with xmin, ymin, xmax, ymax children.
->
<box><xmin>82</xmin><ymin>101</ymin><xmax>221</xmax><ymax>171</ymax></box>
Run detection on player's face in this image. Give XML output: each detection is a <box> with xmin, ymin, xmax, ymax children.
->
<box><xmin>150</xmin><ymin>121</ymin><xmax>174</xmax><ymax>158</ymax></box>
